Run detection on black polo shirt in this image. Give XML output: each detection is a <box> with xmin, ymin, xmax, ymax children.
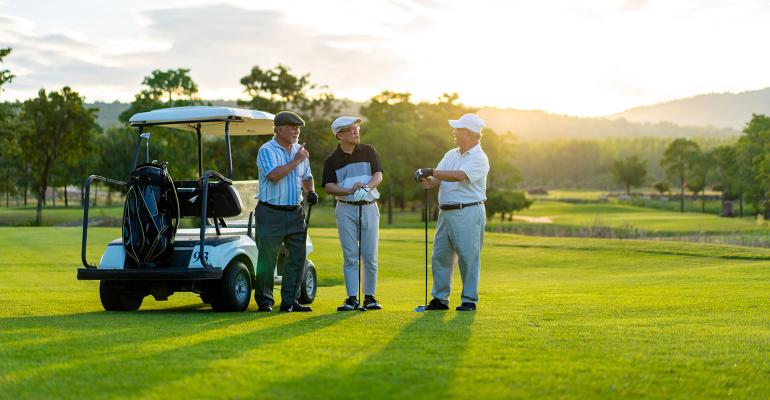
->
<box><xmin>322</xmin><ymin>144</ymin><xmax>383</xmax><ymax>200</ymax></box>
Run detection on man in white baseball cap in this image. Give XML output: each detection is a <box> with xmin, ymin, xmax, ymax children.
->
<box><xmin>322</xmin><ymin>116</ymin><xmax>384</xmax><ymax>311</ymax></box>
<box><xmin>414</xmin><ymin>113</ymin><xmax>489</xmax><ymax>311</ymax></box>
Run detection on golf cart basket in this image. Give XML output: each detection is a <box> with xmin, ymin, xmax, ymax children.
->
<box><xmin>122</xmin><ymin>162</ymin><xmax>180</xmax><ymax>265</ymax></box>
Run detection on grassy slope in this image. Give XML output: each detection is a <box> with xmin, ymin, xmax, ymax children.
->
<box><xmin>1</xmin><ymin>227</ymin><xmax>769</xmax><ymax>399</ymax></box>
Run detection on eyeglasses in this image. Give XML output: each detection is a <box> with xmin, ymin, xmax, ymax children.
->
<box><xmin>338</xmin><ymin>125</ymin><xmax>361</xmax><ymax>134</ymax></box>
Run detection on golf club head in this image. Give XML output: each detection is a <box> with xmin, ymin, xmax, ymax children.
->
<box><xmin>357</xmin><ymin>305</ymin><xmax>367</xmax><ymax>312</ymax></box>
<box><xmin>414</xmin><ymin>305</ymin><xmax>427</xmax><ymax>313</ymax></box>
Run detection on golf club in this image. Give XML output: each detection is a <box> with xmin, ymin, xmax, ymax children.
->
<box><xmin>414</xmin><ymin>188</ymin><xmax>429</xmax><ymax>313</ymax></box>
<box><xmin>294</xmin><ymin>201</ymin><xmax>313</xmax><ymax>305</ymax></box>
<box><xmin>358</xmin><ymin>203</ymin><xmax>366</xmax><ymax>311</ymax></box>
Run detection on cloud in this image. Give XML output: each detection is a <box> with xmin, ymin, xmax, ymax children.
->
<box><xmin>132</xmin><ymin>4</ymin><xmax>409</xmax><ymax>99</ymax></box>
<box><xmin>1</xmin><ymin>3</ymin><xmax>414</xmax><ymax>102</ymax></box>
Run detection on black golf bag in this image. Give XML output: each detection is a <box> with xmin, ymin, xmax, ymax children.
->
<box><xmin>122</xmin><ymin>162</ymin><xmax>180</xmax><ymax>266</ymax></box>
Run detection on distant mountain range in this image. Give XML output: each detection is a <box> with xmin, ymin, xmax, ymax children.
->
<box><xmin>91</xmin><ymin>87</ymin><xmax>770</xmax><ymax>141</ymax></box>
<box><xmin>608</xmin><ymin>87</ymin><xmax>770</xmax><ymax>130</ymax></box>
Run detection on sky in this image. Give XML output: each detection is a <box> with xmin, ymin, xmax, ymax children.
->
<box><xmin>0</xmin><ymin>0</ymin><xmax>768</xmax><ymax>117</ymax></box>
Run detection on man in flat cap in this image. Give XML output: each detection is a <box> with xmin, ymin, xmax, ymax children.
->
<box><xmin>254</xmin><ymin>111</ymin><xmax>319</xmax><ymax>312</ymax></box>
<box><xmin>322</xmin><ymin>116</ymin><xmax>384</xmax><ymax>311</ymax></box>
<box><xmin>415</xmin><ymin>113</ymin><xmax>489</xmax><ymax>311</ymax></box>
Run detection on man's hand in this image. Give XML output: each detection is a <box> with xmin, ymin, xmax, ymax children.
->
<box><xmin>414</xmin><ymin>168</ymin><xmax>434</xmax><ymax>182</ymax></box>
<box><xmin>420</xmin><ymin>178</ymin><xmax>435</xmax><ymax>189</ymax></box>
<box><xmin>306</xmin><ymin>191</ymin><xmax>319</xmax><ymax>206</ymax></box>
<box><xmin>293</xmin><ymin>143</ymin><xmax>310</xmax><ymax>164</ymax></box>
<box><xmin>351</xmin><ymin>182</ymin><xmax>367</xmax><ymax>190</ymax></box>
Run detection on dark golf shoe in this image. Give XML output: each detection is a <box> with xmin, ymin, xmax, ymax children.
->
<box><xmin>455</xmin><ymin>302</ymin><xmax>476</xmax><ymax>311</ymax></box>
<box><xmin>257</xmin><ymin>305</ymin><xmax>273</xmax><ymax>312</ymax></box>
<box><xmin>279</xmin><ymin>302</ymin><xmax>312</xmax><ymax>312</ymax></box>
<box><xmin>424</xmin><ymin>298</ymin><xmax>449</xmax><ymax>310</ymax></box>
<box><xmin>337</xmin><ymin>297</ymin><xmax>359</xmax><ymax>311</ymax></box>
<box><xmin>363</xmin><ymin>295</ymin><xmax>382</xmax><ymax>310</ymax></box>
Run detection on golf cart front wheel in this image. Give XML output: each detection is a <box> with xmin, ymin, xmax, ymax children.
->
<box><xmin>210</xmin><ymin>260</ymin><xmax>252</xmax><ymax>312</ymax></box>
<box><xmin>298</xmin><ymin>260</ymin><xmax>317</xmax><ymax>304</ymax></box>
<box><xmin>100</xmin><ymin>280</ymin><xmax>144</xmax><ymax>311</ymax></box>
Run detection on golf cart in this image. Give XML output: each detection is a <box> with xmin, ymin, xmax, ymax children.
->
<box><xmin>77</xmin><ymin>106</ymin><xmax>318</xmax><ymax>311</ymax></box>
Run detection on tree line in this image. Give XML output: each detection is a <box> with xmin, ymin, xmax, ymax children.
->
<box><xmin>606</xmin><ymin>115</ymin><xmax>770</xmax><ymax>218</ymax></box>
<box><xmin>0</xmin><ymin>47</ymin><xmax>526</xmax><ymax>224</ymax></box>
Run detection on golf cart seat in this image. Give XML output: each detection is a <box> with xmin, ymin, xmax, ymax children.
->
<box><xmin>175</xmin><ymin>177</ymin><xmax>243</xmax><ymax>219</ymax></box>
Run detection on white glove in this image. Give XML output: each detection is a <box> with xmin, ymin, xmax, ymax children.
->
<box><xmin>352</xmin><ymin>187</ymin><xmax>369</xmax><ymax>202</ymax></box>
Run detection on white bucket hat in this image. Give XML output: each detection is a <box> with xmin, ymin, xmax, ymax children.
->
<box><xmin>331</xmin><ymin>116</ymin><xmax>362</xmax><ymax>136</ymax></box>
<box><xmin>448</xmin><ymin>113</ymin><xmax>485</xmax><ymax>134</ymax></box>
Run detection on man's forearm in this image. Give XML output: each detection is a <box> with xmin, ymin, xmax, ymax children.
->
<box><xmin>367</xmin><ymin>172</ymin><xmax>383</xmax><ymax>189</ymax></box>
<box><xmin>303</xmin><ymin>177</ymin><xmax>315</xmax><ymax>193</ymax></box>
<box><xmin>324</xmin><ymin>183</ymin><xmax>353</xmax><ymax>196</ymax></box>
<box><xmin>433</xmin><ymin>170</ymin><xmax>467</xmax><ymax>182</ymax></box>
<box><xmin>266</xmin><ymin>160</ymin><xmax>301</xmax><ymax>182</ymax></box>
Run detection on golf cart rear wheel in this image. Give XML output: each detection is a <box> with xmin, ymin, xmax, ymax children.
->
<box><xmin>210</xmin><ymin>260</ymin><xmax>251</xmax><ymax>312</ymax></box>
<box><xmin>99</xmin><ymin>280</ymin><xmax>144</xmax><ymax>311</ymax></box>
<box><xmin>298</xmin><ymin>260</ymin><xmax>317</xmax><ymax>304</ymax></box>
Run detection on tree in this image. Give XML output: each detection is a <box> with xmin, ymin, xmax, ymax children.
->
<box><xmin>0</xmin><ymin>47</ymin><xmax>20</xmax><ymax>207</ymax></box>
<box><xmin>236</xmin><ymin>64</ymin><xmax>339</xmax><ymax>182</ymax></box>
<box><xmin>653</xmin><ymin>181</ymin><xmax>670</xmax><ymax>196</ymax></box>
<box><xmin>686</xmin><ymin>149</ymin><xmax>714</xmax><ymax>213</ymax></box>
<box><xmin>360</xmin><ymin>91</ymin><xmax>420</xmax><ymax>224</ymax></box>
<box><xmin>661</xmin><ymin>138</ymin><xmax>699</xmax><ymax>212</ymax></box>
<box><xmin>485</xmin><ymin>190</ymin><xmax>533</xmax><ymax>221</ymax></box>
<box><xmin>610</xmin><ymin>155</ymin><xmax>647</xmax><ymax>195</ymax></box>
<box><xmin>736</xmin><ymin>114</ymin><xmax>770</xmax><ymax>217</ymax></box>
<box><xmin>710</xmin><ymin>145</ymin><xmax>738</xmax><ymax>213</ymax></box>
<box><xmin>0</xmin><ymin>47</ymin><xmax>13</xmax><ymax>92</ymax></box>
<box><xmin>118</xmin><ymin>69</ymin><xmax>206</xmax><ymax>179</ymax></box>
<box><xmin>18</xmin><ymin>87</ymin><xmax>96</xmax><ymax>224</ymax></box>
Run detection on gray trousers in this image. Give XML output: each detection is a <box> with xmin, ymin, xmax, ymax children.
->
<box><xmin>254</xmin><ymin>203</ymin><xmax>307</xmax><ymax>308</ymax></box>
<box><xmin>335</xmin><ymin>202</ymin><xmax>379</xmax><ymax>297</ymax></box>
<box><xmin>431</xmin><ymin>204</ymin><xmax>485</xmax><ymax>305</ymax></box>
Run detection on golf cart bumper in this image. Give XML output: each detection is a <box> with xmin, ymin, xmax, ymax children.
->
<box><xmin>77</xmin><ymin>268</ymin><xmax>223</xmax><ymax>281</ymax></box>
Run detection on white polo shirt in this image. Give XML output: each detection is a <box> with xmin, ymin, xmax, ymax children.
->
<box><xmin>436</xmin><ymin>144</ymin><xmax>489</xmax><ymax>205</ymax></box>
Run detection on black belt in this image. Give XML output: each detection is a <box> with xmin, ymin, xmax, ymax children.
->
<box><xmin>259</xmin><ymin>202</ymin><xmax>300</xmax><ymax>211</ymax></box>
<box><xmin>338</xmin><ymin>199</ymin><xmax>375</xmax><ymax>206</ymax></box>
<box><xmin>439</xmin><ymin>201</ymin><xmax>483</xmax><ymax>210</ymax></box>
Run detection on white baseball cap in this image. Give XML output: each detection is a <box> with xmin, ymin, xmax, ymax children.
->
<box><xmin>331</xmin><ymin>116</ymin><xmax>362</xmax><ymax>136</ymax></box>
<box><xmin>448</xmin><ymin>113</ymin><xmax>485</xmax><ymax>134</ymax></box>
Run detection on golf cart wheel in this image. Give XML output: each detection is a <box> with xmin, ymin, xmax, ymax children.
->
<box><xmin>298</xmin><ymin>260</ymin><xmax>317</xmax><ymax>304</ymax></box>
<box><xmin>210</xmin><ymin>260</ymin><xmax>251</xmax><ymax>312</ymax></box>
<box><xmin>99</xmin><ymin>280</ymin><xmax>143</xmax><ymax>311</ymax></box>
<box><xmin>200</xmin><ymin>292</ymin><xmax>213</xmax><ymax>304</ymax></box>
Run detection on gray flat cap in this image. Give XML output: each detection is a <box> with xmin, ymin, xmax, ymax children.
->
<box><xmin>274</xmin><ymin>111</ymin><xmax>305</xmax><ymax>127</ymax></box>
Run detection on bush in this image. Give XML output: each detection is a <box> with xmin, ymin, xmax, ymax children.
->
<box><xmin>486</xmin><ymin>190</ymin><xmax>534</xmax><ymax>221</ymax></box>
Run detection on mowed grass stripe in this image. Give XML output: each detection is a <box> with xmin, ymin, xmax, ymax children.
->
<box><xmin>0</xmin><ymin>227</ymin><xmax>769</xmax><ymax>399</ymax></box>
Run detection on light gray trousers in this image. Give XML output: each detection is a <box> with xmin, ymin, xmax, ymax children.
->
<box><xmin>431</xmin><ymin>204</ymin><xmax>486</xmax><ymax>305</ymax></box>
<box><xmin>335</xmin><ymin>202</ymin><xmax>379</xmax><ymax>297</ymax></box>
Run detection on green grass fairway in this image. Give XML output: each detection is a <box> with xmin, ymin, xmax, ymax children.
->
<box><xmin>513</xmin><ymin>201</ymin><xmax>767</xmax><ymax>234</ymax></box>
<box><xmin>0</xmin><ymin>205</ymin><xmax>124</xmax><ymax>226</ymax></box>
<box><xmin>1</xmin><ymin>227</ymin><xmax>769</xmax><ymax>399</ymax></box>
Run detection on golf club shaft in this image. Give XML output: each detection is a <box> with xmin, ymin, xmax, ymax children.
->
<box><xmin>358</xmin><ymin>204</ymin><xmax>363</xmax><ymax>306</ymax></box>
<box><xmin>424</xmin><ymin>188</ymin><xmax>428</xmax><ymax>307</ymax></box>
<box><xmin>296</xmin><ymin>203</ymin><xmax>312</xmax><ymax>302</ymax></box>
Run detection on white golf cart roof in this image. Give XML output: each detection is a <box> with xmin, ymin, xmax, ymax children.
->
<box><xmin>128</xmin><ymin>106</ymin><xmax>275</xmax><ymax>136</ymax></box>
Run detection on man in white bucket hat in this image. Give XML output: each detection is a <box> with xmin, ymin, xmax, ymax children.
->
<box><xmin>414</xmin><ymin>113</ymin><xmax>489</xmax><ymax>311</ymax></box>
<box><xmin>322</xmin><ymin>116</ymin><xmax>384</xmax><ymax>311</ymax></box>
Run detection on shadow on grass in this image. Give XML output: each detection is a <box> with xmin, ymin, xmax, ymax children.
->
<box><xmin>0</xmin><ymin>309</ymin><xmax>357</xmax><ymax>397</ymax></box>
<box><xmin>255</xmin><ymin>311</ymin><xmax>476</xmax><ymax>399</ymax></box>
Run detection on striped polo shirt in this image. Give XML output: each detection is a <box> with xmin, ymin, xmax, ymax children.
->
<box><xmin>322</xmin><ymin>144</ymin><xmax>382</xmax><ymax>202</ymax></box>
<box><xmin>256</xmin><ymin>138</ymin><xmax>313</xmax><ymax>206</ymax></box>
